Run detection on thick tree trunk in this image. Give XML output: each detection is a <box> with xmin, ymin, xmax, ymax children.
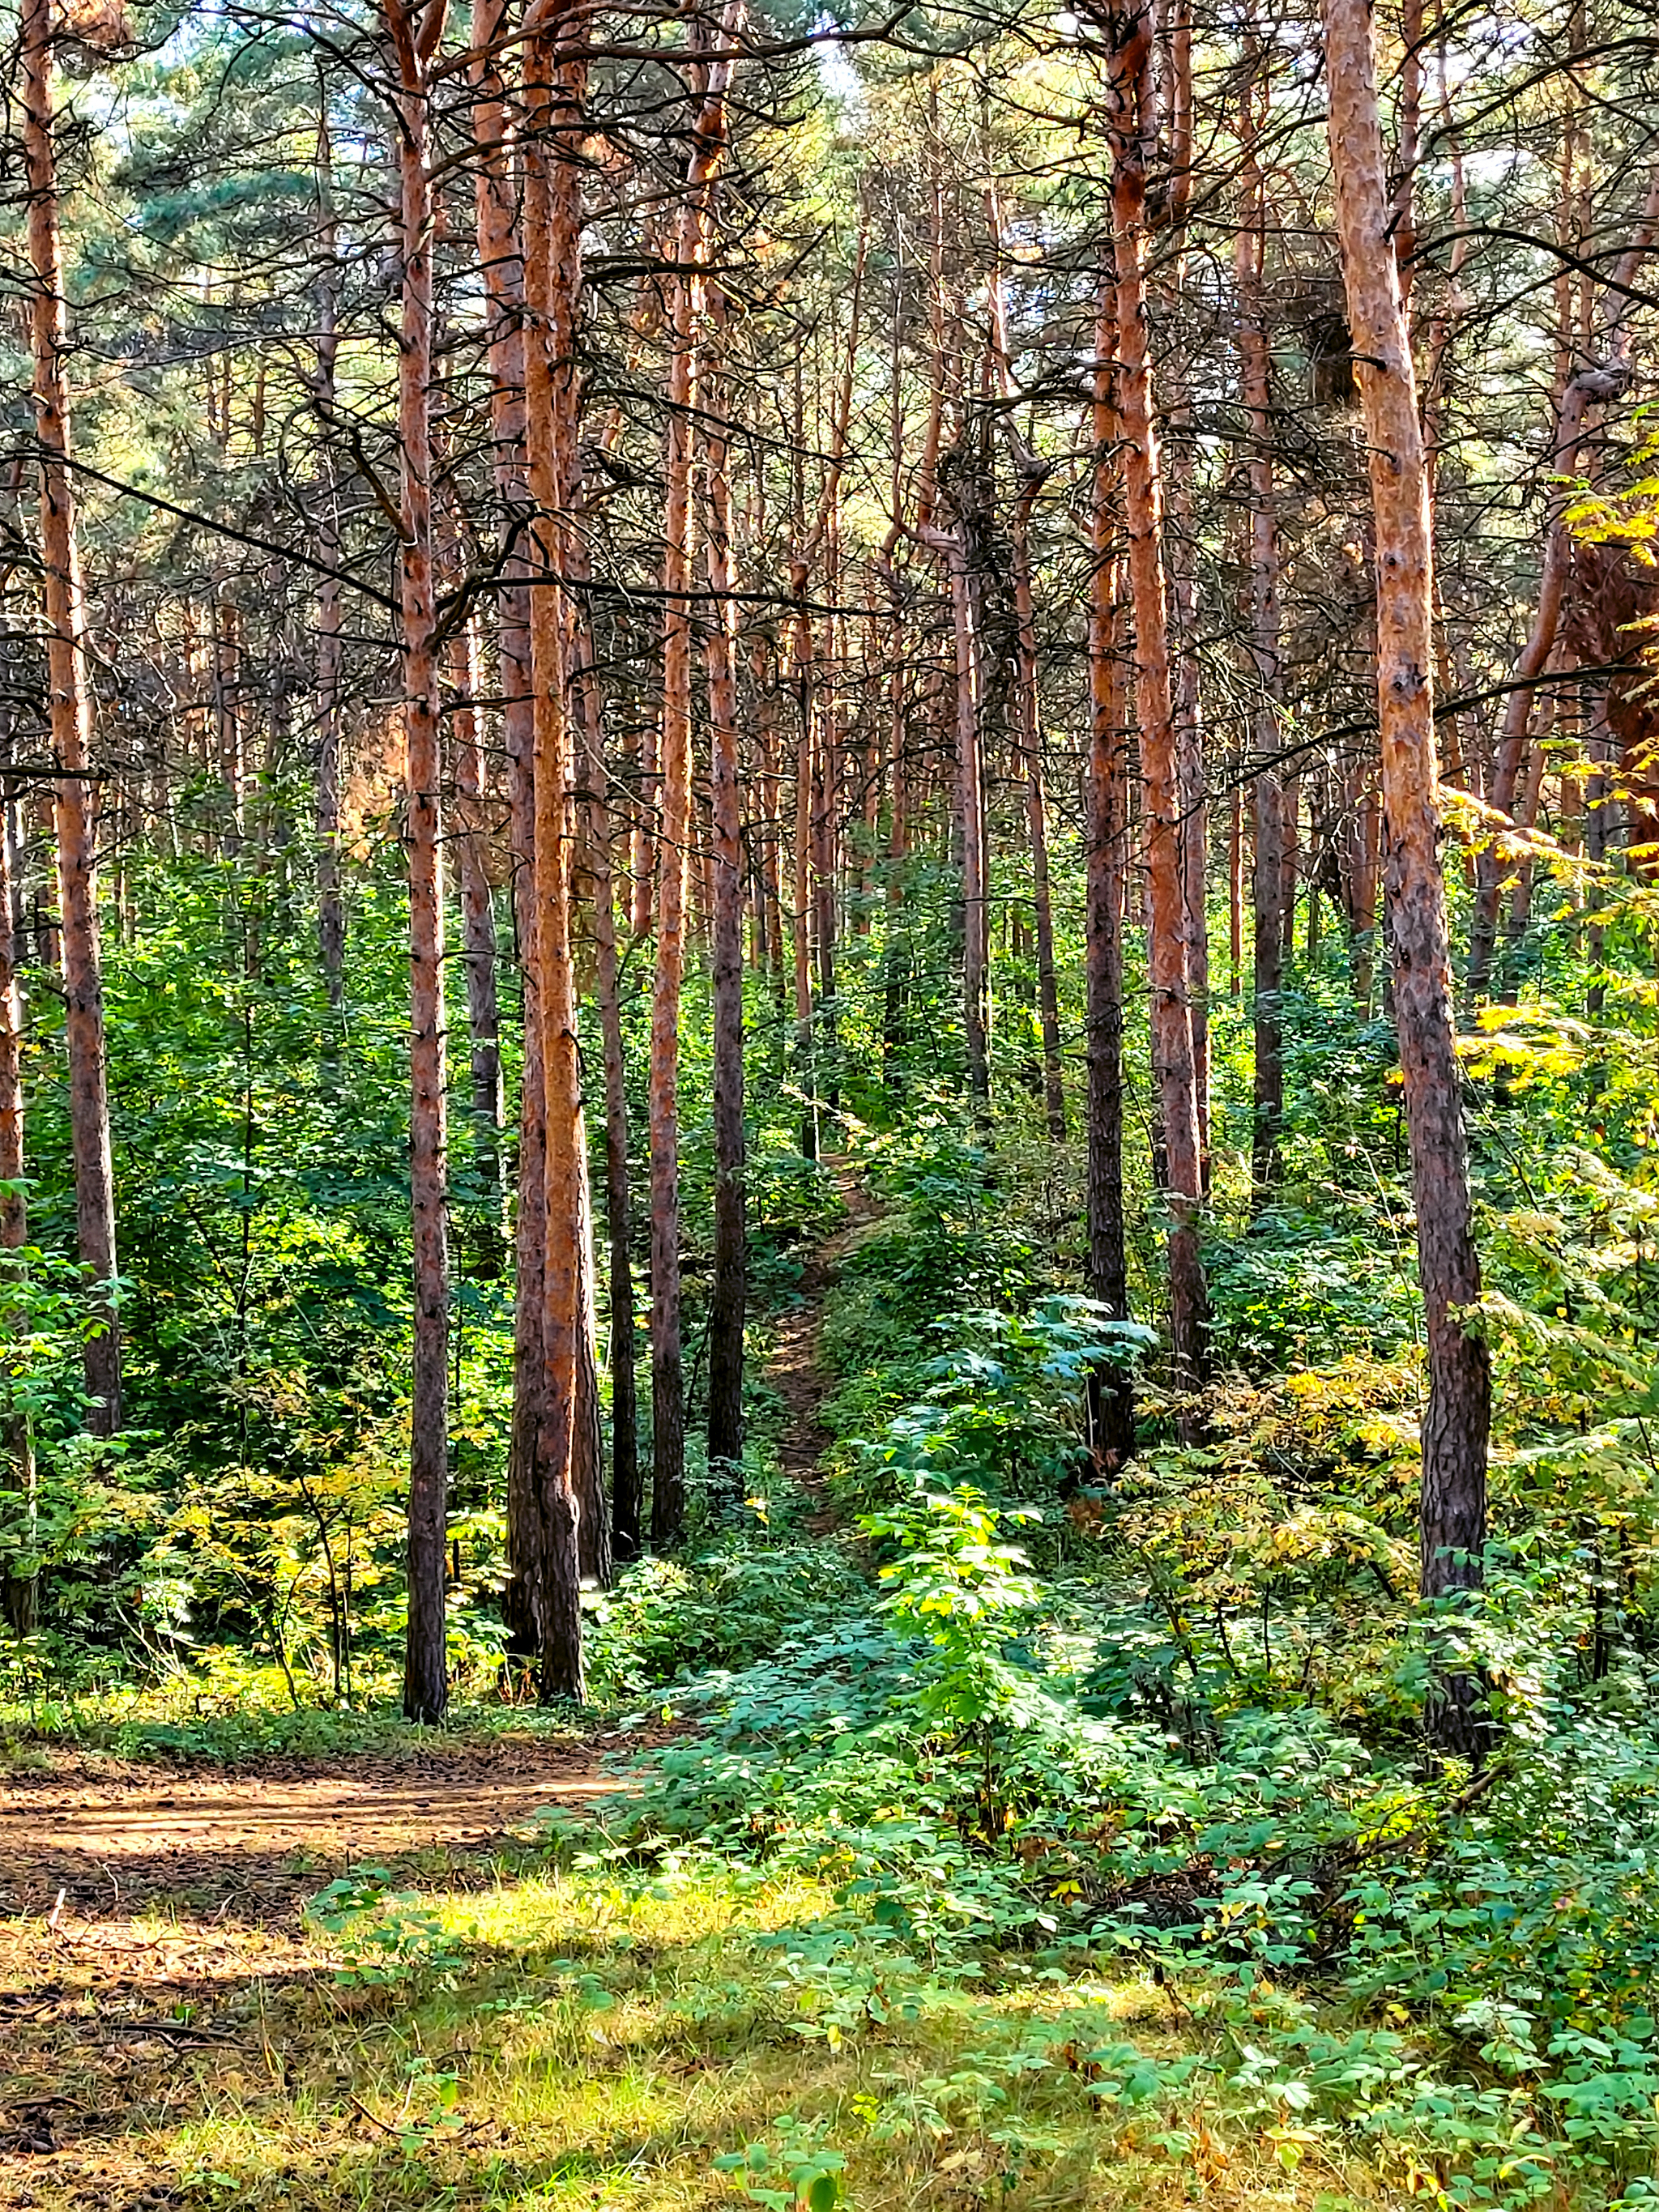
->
<box><xmin>996</xmin><ymin>458</ymin><xmax>1064</xmax><ymax>1139</ymax></box>
<box><xmin>705</xmin><ymin>339</ymin><xmax>747</xmax><ymax>1492</ymax></box>
<box><xmin>518</xmin><ymin>19</ymin><xmax>597</xmax><ymax>1690</ymax></box>
<box><xmin>1101</xmin><ymin>1</ymin><xmax>1208</xmax><ymax>1408</ymax></box>
<box><xmin>1320</xmin><ymin>0</ymin><xmax>1491</xmax><ymax>1750</ymax></box>
<box><xmin>385</xmin><ymin>0</ymin><xmax>453</xmax><ymax>1725</ymax></box>
<box><xmin>22</xmin><ymin>0</ymin><xmax>121</xmax><ymax>1438</ymax></box>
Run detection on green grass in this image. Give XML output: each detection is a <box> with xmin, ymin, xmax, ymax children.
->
<box><xmin>2</xmin><ymin>1837</ymin><xmax>1386</xmax><ymax>2211</ymax></box>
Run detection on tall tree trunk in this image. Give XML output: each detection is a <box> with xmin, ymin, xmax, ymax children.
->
<box><xmin>385</xmin><ymin>0</ymin><xmax>452</xmax><ymax>1725</ymax></box>
<box><xmin>705</xmin><ymin>328</ymin><xmax>747</xmax><ymax>1491</ymax></box>
<box><xmin>650</xmin><ymin>10</ymin><xmax>738</xmax><ymax>1549</ymax></box>
<box><xmin>449</xmin><ymin>608</ymin><xmax>506</xmax><ymax>1272</ymax></box>
<box><xmin>583</xmin><ymin>769</ymin><xmax>640</xmax><ymax>1562</ymax></box>
<box><xmin>948</xmin><ymin>533</ymin><xmax>989</xmax><ymax>1110</ymax></box>
<box><xmin>1320</xmin><ymin>0</ymin><xmax>1491</xmax><ymax>1750</ymax></box>
<box><xmin>22</xmin><ymin>0</ymin><xmax>121</xmax><ymax>1438</ymax></box>
<box><xmin>1085</xmin><ymin>266</ymin><xmax>1136</xmax><ymax>1473</ymax></box>
<box><xmin>516</xmin><ymin>16</ymin><xmax>598</xmax><ymax>1689</ymax></box>
<box><xmin>1236</xmin><ymin>38</ymin><xmax>1285</xmax><ymax>1203</ymax></box>
<box><xmin>984</xmin><ymin>194</ymin><xmax>1064</xmax><ymax>1138</ymax></box>
<box><xmin>1099</xmin><ymin>0</ymin><xmax>1208</xmax><ymax>1409</ymax></box>
<box><xmin>1014</xmin><ymin>505</ymin><xmax>1065</xmax><ymax>1140</ymax></box>
<box><xmin>313</xmin><ymin>107</ymin><xmax>346</xmax><ymax>1008</ymax></box>
<box><xmin>789</xmin><ymin>565</ymin><xmax>819</xmax><ymax>1161</ymax></box>
<box><xmin>470</xmin><ymin>0</ymin><xmax>554</xmax><ymax>1660</ymax></box>
<box><xmin>0</xmin><ymin>767</ymin><xmax>36</xmax><ymax>1636</ymax></box>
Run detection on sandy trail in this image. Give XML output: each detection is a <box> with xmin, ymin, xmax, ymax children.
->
<box><xmin>0</xmin><ymin>1737</ymin><xmax>621</xmax><ymax>1924</ymax></box>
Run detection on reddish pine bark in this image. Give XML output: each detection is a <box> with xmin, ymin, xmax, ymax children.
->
<box><xmin>383</xmin><ymin>0</ymin><xmax>453</xmax><ymax>1725</ymax></box>
<box><xmin>22</xmin><ymin>0</ymin><xmax>121</xmax><ymax>1437</ymax></box>
<box><xmin>517</xmin><ymin>16</ymin><xmax>595</xmax><ymax>1691</ymax></box>
<box><xmin>650</xmin><ymin>7</ymin><xmax>740</xmax><ymax>1549</ymax></box>
<box><xmin>1320</xmin><ymin>0</ymin><xmax>1492</xmax><ymax>1746</ymax></box>
<box><xmin>1101</xmin><ymin>0</ymin><xmax>1209</xmax><ymax>1405</ymax></box>
<box><xmin>1084</xmin><ymin>266</ymin><xmax>1135</xmax><ymax>1472</ymax></box>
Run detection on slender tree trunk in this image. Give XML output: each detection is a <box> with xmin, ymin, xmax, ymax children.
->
<box><xmin>0</xmin><ymin>770</ymin><xmax>36</xmax><ymax>1635</ymax></box>
<box><xmin>22</xmin><ymin>0</ymin><xmax>120</xmax><ymax>1437</ymax></box>
<box><xmin>1236</xmin><ymin>43</ymin><xmax>1285</xmax><ymax>1202</ymax></box>
<box><xmin>313</xmin><ymin>112</ymin><xmax>346</xmax><ymax>1008</ymax></box>
<box><xmin>705</xmin><ymin>329</ymin><xmax>747</xmax><ymax>1492</ymax></box>
<box><xmin>1100</xmin><ymin>0</ymin><xmax>1208</xmax><ymax>1407</ymax></box>
<box><xmin>450</xmin><ymin>610</ymin><xmax>506</xmax><ymax>1272</ymax></box>
<box><xmin>650</xmin><ymin>12</ymin><xmax>738</xmax><ymax>1549</ymax></box>
<box><xmin>1017</xmin><ymin>650</ymin><xmax>1065</xmax><ymax>1140</ymax></box>
<box><xmin>471</xmin><ymin>0</ymin><xmax>553</xmax><ymax>1661</ymax></box>
<box><xmin>789</xmin><ymin>568</ymin><xmax>819</xmax><ymax>1160</ymax></box>
<box><xmin>983</xmin><ymin>229</ymin><xmax>1064</xmax><ymax>1142</ymax></box>
<box><xmin>1085</xmin><ymin>266</ymin><xmax>1136</xmax><ymax>1473</ymax></box>
<box><xmin>384</xmin><ymin>0</ymin><xmax>452</xmax><ymax>1725</ymax></box>
<box><xmin>949</xmin><ymin>537</ymin><xmax>989</xmax><ymax>1110</ymax></box>
<box><xmin>584</xmin><ymin>768</ymin><xmax>640</xmax><ymax>1561</ymax></box>
<box><xmin>1321</xmin><ymin>0</ymin><xmax>1491</xmax><ymax>1750</ymax></box>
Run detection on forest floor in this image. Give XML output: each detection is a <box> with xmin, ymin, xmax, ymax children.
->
<box><xmin>0</xmin><ymin>1188</ymin><xmax>1338</xmax><ymax>2212</ymax></box>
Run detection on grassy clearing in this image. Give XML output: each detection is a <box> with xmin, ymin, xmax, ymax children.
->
<box><xmin>0</xmin><ymin>1838</ymin><xmax>1388</xmax><ymax>2212</ymax></box>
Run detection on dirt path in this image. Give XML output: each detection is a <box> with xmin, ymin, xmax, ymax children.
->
<box><xmin>0</xmin><ymin>1179</ymin><xmax>882</xmax><ymax>2200</ymax></box>
<box><xmin>766</xmin><ymin>1153</ymin><xmax>879</xmax><ymax>1524</ymax></box>
<box><xmin>1</xmin><ymin>1167</ymin><xmax>875</xmax><ymax>1943</ymax></box>
<box><xmin>0</xmin><ymin>1735</ymin><xmax>623</xmax><ymax>1927</ymax></box>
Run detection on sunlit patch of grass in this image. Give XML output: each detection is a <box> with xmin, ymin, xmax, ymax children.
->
<box><xmin>1</xmin><ymin>1848</ymin><xmax>1414</xmax><ymax>2212</ymax></box>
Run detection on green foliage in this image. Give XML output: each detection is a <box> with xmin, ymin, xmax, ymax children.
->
<box><xmin>305</xmin><ymin>1865</ymin><xmax>473</xmax><ymax>1988</ymax></box>
<box><xmin>584</xmin><ymin>1536</ymin><xmax>866</xmax><ymax>1698</ymax></box>
<box><xmin>714</xmin><ymin>2116</ymin><xmax>847</xmax><ymax>2211</ymax></box>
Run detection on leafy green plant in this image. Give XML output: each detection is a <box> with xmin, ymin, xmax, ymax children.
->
<box><xmin>714</xmin><ymin>2115</ymin><xmax>847</xmax><ymax>2210</ymax></box>
<box><xmin>304</xmin><ymin>1866</ymin><xmax>471</xmax><ymax>1987</ymax></box>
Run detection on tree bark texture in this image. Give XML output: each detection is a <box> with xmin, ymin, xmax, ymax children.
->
<box><xmin>385</xmin><ymin>0</ymin><xmax>453</xmax><ymax>1726</ymax></box>
<box><xmin>22</xmin><ymin>0</ymin><xmax>122</xmax><ymax>1438</ymax></box>
<box><xmin>1235</xmin><ymin>44</ymin><xmax>1285</xmax><ymax>1201</ymax></box>
<box><xmin>313</xmin><ymin>115</ymin><xmax>346</xmax><ymax>1008</ymax></box>
<box><xmin>1320</xmin><ymin>0</ymin><xmax>1492</xmax><ymax>1742</ymax></box>
<box><xmin>650</xmin><ymin>14</ymin><xmax>738</xmax><ymax>1549</ymax></box>
<box><xmin>516</xmin><ymin>16</ymin><xmax>595</xmax><ymax>1692</ymax></box>
<box><xmin>1084</xmin><ymin>266</ymin><xmax>1136</xmax><ymax>1473</ymax></box>
<box><xmin>1100</xmin><ymin>0</ymin><xmax>1208</xmax><ymax>1404</ymax></box>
